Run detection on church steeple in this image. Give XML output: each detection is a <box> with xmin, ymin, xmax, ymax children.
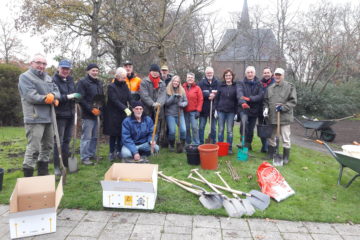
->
<box><xmin>237</xmin><ymin>0</ymin><xmax>251</xmax><ymax>29</ymax></box>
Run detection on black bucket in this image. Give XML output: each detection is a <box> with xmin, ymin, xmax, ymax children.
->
<box><xmin>257</xmin><ymin>124</ymin><xmax>273</xmax><ymax>138</ymax></box>
<box><xmin>185</xmin><ymin>145</ymin><xmax>200</xmax><ymax>165</ymax></box>
<box><xmin>0</xmin><ymin>168</ymin><xmax>4</xmax><ymax>191</ymax></box>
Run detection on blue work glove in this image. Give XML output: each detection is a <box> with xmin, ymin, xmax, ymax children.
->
<box><xmin>275</xmin><ymin>105</ymin><xmax>283</xmax><ymax>112</ymax></box>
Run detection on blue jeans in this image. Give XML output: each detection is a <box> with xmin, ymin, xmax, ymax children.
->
<box><xmin>166</xmin><ymin>114</ymin><xmax>186</xmax><ymax>141</ymax></box>
<box><xmin>80</xmin><ymin>119</ymin><xmax>98</xmax><ymax>161</ymax></box>
<box><xmin>199</xmin><ymin>115</ymin><xmax>217</xmax><ymax>144</ymax></box>
<box><xmin>121</xmin><ymin>142</ymin><xmax>159</xmax><ymax>158</ymax></box>
<box><xmin>184</xmin><ymin>111</ymin><xmax>200</xmax><ymax>145</ymax></box>
<box><xmin>217</xmin><ymin>111</ymin><xmax>235</xmax><ymax>149</ymax></box>
<box><xmin>239</xmin><ymin>112</ymin><xmax>257</xmax><ymax>144</ymax></box>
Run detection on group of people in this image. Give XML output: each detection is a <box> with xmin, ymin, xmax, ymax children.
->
<box><xmin>18</xmin><ymin>53</ymin><xmax>297</xmax><ymax>177</ymax></box>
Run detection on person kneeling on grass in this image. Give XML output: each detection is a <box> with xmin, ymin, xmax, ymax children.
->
<box><xmin>121</xmin><ymin>101</ymin><xmax>159</xmax><ymax>163</ymax></box>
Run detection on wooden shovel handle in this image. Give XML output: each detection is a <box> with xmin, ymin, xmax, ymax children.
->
<box><xmin>315</xmin><ymin>139</ymin><xmax>324</xmax><ymax>144</ymax></box>
<box><xmin>151</xmin><ymin>105</ymin><xmax>161</xmax><ymax>153</ymax></box>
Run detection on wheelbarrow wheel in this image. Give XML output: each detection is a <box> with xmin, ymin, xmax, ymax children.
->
<box><xmin>320</xmin><ymin>127</ymin><xmax>336</xmax><ymax>142</ymax></box>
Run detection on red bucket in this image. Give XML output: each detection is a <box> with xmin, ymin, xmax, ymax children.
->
<box><xmin>198</xmin><ymin>144</ymin><xmax>219</xmax><ymax>170</ymax></box>
<box><xmin>216</xmin><ymin>142</ymin><xmax>229</xmax><ymax>156</ymax></box>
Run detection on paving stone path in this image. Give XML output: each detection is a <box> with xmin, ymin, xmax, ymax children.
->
<box><xmin>0</xmin><ymin>205</ymin><xmax>359</xmax><ymax>240</ymax></box>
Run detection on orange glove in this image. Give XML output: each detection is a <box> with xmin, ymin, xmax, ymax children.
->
<box><xmin>241</xmin><ymin>96</ymin><xmax>250</xmax><ymax>102</ymax></box>
<box><xmin>54</xmin><ymin>99</ymin><xmax>59</xmax><ymax>107</ymax></box>
<box><xmin>242</xmin><ymin>103</ymin><xmax>250</xmax><ymax>109</ymax></box>
<box><xmin>91</xmin><ymin>108</ymin><xmax>101</xmax><ymax>116</ymax></box>
<box><xmin>44</xmin><ymin>93</ymin><xmax>55</xmax><ymax>104</ymax></box>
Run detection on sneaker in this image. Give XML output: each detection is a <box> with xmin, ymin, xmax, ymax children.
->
<box><xmin>82</xmin><ymin>159</ymin><xmax>94</xmax><ymax>165</ymax></box>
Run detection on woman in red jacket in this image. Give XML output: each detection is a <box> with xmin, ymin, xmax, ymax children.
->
<box><xmin>183</xmin><ymin>72</ymin><xmax>203</xmax><ymax>145</ymax></box>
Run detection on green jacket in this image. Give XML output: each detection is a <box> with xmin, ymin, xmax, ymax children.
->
<box><xmin>264</xmin><ymin>80</ymin><xmax>297</xmax><ymax>125</ymax></box>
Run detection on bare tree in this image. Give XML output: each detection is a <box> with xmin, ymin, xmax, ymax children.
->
<box><xmin>0</xmin><ymin>20</ymin><xmax>24</xmax><ymax>63</ymax></box>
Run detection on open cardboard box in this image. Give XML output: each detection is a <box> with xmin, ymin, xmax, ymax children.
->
<box><xmin>101</xmin><ymin>163</ymin><xmax>158</xmax><ymax>210</ymax></box>
<box><xmin>9</xmin><ymin>175</ymin><xmax>63</xmax><ymax>239</ymax></box>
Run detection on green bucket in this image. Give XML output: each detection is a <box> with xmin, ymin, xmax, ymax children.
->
<box><xmin>237</xmin><ymin>147</ymin><xmax>248</xmax><ymax>161</ymax></box>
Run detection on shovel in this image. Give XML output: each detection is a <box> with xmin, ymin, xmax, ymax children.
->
<box><xmin>158</xmin><ymin>172</ymin><xmax>223</xmax><ymax>209</ymax></box>
<box><xmin>176</xmin><ymin>109</ymin><xmax>183</xmax><ymax>153</ymax></box>
<box><xmin>215</xmin><ymin>171</ymin><xmax>255</xmax><ymax>216</ymax></box>
<box><xmin>93</xmin><ymin>94</ymin><xmax>105</xmax><ymax>164</ymax></box>
<box><xmin>188</xmin><ymin>173</ymin><xmax>270</xmax><ymax>210</ymax></box>
<box><xmin>151</xmin><ymin>105</ymin><xmax>161</xmax><ymax>154</ymax></box>
<box><xmin>68</xmin><ymin>103</ymin><xmax>79</xmax><ymax>173</ymax></box>
<box><xmin>273</xmin><ymin>111</ymin><xmax>283</xmax><ymax>166</ymax></box>
<box><xmin>205</xmin><ymin>99</ymin><xmax>213</xmax><ymax>144</ymax></box>
<box><xmin>238</xmin><ymin>113</ymin><xmax>248</xmax><ymax>160</ymax></box>
<box><xmin>51</xmin><ymin>105</ymin><xmax>67</xmax><ymax>184</ymax></box>
<box><xmin>191</xmin><ymin>168</ymin><xmax>244</xmax><ymax>217</ymax></box>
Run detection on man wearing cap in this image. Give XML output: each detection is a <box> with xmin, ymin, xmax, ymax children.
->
<box><xmin>76</xmin><ymin>63</ymin><xmax>104</xmax><ymax>165</ymax></box>
<box><xmin>52</xmin><ymin>60</ymin><xmax>81</xmax><ymax>175</ymax></box>
<box><xmin>123</xmin><ymin>60</ymin><xmax>142</xmax><ymax>101</ymax></box>
<box><xmin>18</xmin><ymin>54</ymin><xmax>60</xmax><ymax>177</ymax></box>
<box><xmin>161</xmin><ymin>65</ymin><xmax>173</xmax><ymax>86</ymax></box>
<box><xmin>140</xmin><ymin>64</ymin><xmax>167</xmax><ymax>118</ymax></box>
<box><xmin>263</xmin><ymin>68</ymin><xmax>297</xmax><ymax>164</ymax></box>
<box><xmin>121</xmin><ymin>101</ymin><xmax>159</xmax><ymax>163</ymax></box>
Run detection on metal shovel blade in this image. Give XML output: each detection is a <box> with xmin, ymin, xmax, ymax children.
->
<box><xmin>229</xmin><ymin>198</ymin><xmax>246</xmax><ymax>217</ymax></box>
<box><xmin>222</xmin><ymin>197</ymin><xmax>244</xmax><ymax>217</ymax></box>
<box><xmin>239</xmin><ymin>198</ymin><xmax>256</xmax><ymax>216</ymax></box>
<box><xmin>68</xmin><ymin>155</ymin><xmax>78</xmax><ymax>173</ymax></box>
<box><xmin>247</xmin><ymin>190</ymin><xmax>271</xmax><ymax>210</ymax></box>
<box><xmin>199</xmin><ymin>193</ymin><xmax>223</xmax><ymax>209</ymax></box>
<box><xmin>273</xmin><ymin>137</ymin><xmax>283</xmax><ymax>166</ymax></box>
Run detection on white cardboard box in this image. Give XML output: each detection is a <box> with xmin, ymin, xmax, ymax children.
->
<box><xmin>101</xmin><ymin>163</ymin><xmax>158</xmax><ymax>210</ymax></box>
<box><xmin>9</xmin><ymin>175</ymin><xmax>63</xmax><ymax>239</ymax></box>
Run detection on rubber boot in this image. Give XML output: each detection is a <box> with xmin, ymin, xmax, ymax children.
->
<box><xmin>260</xmin><ymin>138</ymin><xmax>268</xmax><ymax>153</ymax></box>
<box><xmin>283</xmin><ymin>148</ymin><xmax>290</xmax><ymax>165</ymax></box>
<box><xmin>263</xmin><ymin>146</ymin><xmax>275</xmax><ymax>160</ymax></box>
<box><xmin>169</xmin><ymin>140</ymin><xmax>175</xmax><ymax>152</ymax></box>
<box><xmin>23</xmin><ymin>167</ymin><xmax>34</xmax><ymax>177</ymax></box>
<box><xmin>37</xmin><ymin>161</ymin><xmax>49</xmax><ymax>176</ymax></box>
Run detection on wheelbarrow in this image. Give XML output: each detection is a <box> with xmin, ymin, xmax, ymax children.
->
<box><xmin>294</xmin><ymin>115</ymin><xmax>354</xmax><ymax>142</ymax></box>
<box><xmin>316</xmin><ymin>140</ymin><xmax>360</xmax><ymax>188</ymax></box>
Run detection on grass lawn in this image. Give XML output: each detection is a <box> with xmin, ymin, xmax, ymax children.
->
<box><xmin>1</xmin><ymin>126</ymin><xmax>360</xmax><ymax>223</ymax></box>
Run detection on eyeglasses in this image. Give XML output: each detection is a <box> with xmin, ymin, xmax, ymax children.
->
<box><xmin>34</xmin><ymin>61</ymin><xmax>47</xmax><ymax>66</ymax></box>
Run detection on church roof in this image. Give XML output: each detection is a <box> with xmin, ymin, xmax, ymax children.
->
<box><xmin>214</xmin><ymin>28</ymin><xmax>280</xmax><ymax>62</ymax></box>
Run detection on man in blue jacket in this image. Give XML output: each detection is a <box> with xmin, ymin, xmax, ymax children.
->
<box><xmin>121</xmin><ymin>101</ymin><xmax>159</xmax><ymax>163</ymax></box>
<box><xmin>18</xmin><ymin>54</ymin><xmax>60</xmax><ymax>177</ymax></box>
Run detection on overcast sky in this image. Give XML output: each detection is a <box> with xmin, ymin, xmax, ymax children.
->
<box><xmin>0</xmin><ymin>0</ymin><xmax>357</xmax><ymax>66</ymax></box>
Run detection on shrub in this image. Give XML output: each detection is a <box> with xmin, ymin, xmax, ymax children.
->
<box><xmin>0</xmin><ymin>64</ymin><xmax>25</xmax><ymax>126</ymax></box>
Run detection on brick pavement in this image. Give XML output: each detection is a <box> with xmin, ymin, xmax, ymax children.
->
<box><xmin>0</xmin><ymin>205</ymin><xmax>359</xmax><ymax>240</ymax></box>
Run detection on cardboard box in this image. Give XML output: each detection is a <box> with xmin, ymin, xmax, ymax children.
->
<box><xmin>101</xmin><ymin>163</ymin><xmax>158</xmax><ymax>210</ymax></box>
<box><xmin>9</xmin><ymin>175</ymin><xmax>63</xmax><ymax>239</ymax></box>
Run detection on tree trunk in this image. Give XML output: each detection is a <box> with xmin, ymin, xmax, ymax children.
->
<box><xmin>90</xmin><ymin>0</ymin><xmax>102</xmax><ymax>62</ymax></box>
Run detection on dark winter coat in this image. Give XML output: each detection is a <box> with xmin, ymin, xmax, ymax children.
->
<box><xmin>53</xmin><ymin>72</ymin><xmax>76</xmax><ymax>118</ymax></box>
<box><xmin>163</xmin><ymin>73</ymin><xmax>173</xmax><ymax>86</ymax></box>
<box><xmin>103</xmin><ymin>80</ymin><xmax>132</xmax><ymax>136</ymax></box>
<box><xmin>215</xmin><ymin>82</ymin><xmax>237</xmax><ymax>113</ymax></box>
<box><xmin>236</xmin><ymin>77</ymin><xmax>264</xmax><ymax>117</ymax></box>
<box><xmin>122</xmin><ymin>115</ymin><xmax>154</xmax><ymax>155</ymax></box>
<box><xmin>198</xmin><ymin>77</ymin><xmax>219</xmax><ymax>117</ymax></box>
<box><xmin>76</xmin><ymin>74</ymin><xmax>104</xmax><ymax>120</ymax></box>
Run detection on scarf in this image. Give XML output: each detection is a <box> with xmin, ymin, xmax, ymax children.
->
<box><xmin>149</xmin><ymin>74</ymin><xmax>160</xmax><ymax>89</ymax></box>
<box><xmin>261</xmin><ymin>78</ymin><xmax>273</xmax><ymax>88</ymax></box>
